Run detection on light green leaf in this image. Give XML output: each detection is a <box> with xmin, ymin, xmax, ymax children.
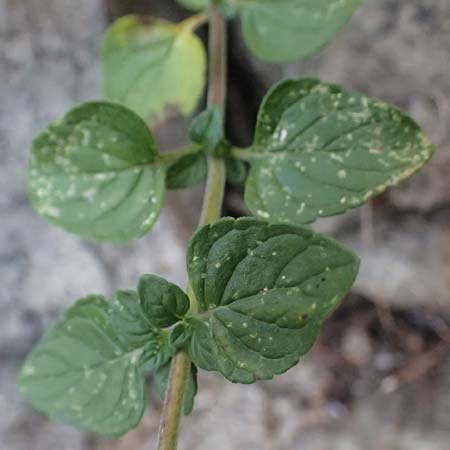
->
<box><xmin>186</xmin><ymin>217</ymin><xmax>359</xmax><ymax>383</ymax></box>
<box><xmin>102</xmin><ymin>15</ymin><xmax>206</xmax><ymax>124</ymax></box>
<box><xmin>239</xmin><ymin>0</ymin><xmax>363</xmax><ymax>62</ymax></box>
<box><xmin>153</xmin><ymin>362</ymin><xmax>198</xmax><ymax>415</ymax></box>
<box><xmin>18</xmin><ymin>296</ymin><xmax>148</xmax><ymax>436</ymax></box>
<box><xmin>28</xmin><ymin>102</ymin><xmax>166</xmax><ymax>242</ymax></box>
<box><xmin>238</xmin><ymin>79</ymin><xmax>435</xmax><ymax>224</ymax></box>
<box><xmin>176</xmin><ymin>0</ymin><xmax>210</xmax><ymax>10</ymax></box>
<box><xmin>189</xmin><ymin>108</ymin><xmax>224</xmax><ymax>154</ymax></box>
<box><xmin>111</xmin><ymin>290</ymin><xmax>174</xmax><ymax>370</ymax></box>
<box><xmin>138</xmin><ymin>275</ymin><xmax>190</xmax><ymax>328</ymax></box>
<box><xmin>166</xmin><ymin>151</ymin><xmax>207</xmax><ymax>190</ymax></box>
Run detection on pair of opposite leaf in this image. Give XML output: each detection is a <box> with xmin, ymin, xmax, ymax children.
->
<box><xmin>102</xmin><ymin>1</ymin><xmax>364</xmax><ymax>125</ymax></box>
<box><xmin>28</xmin><ymin>78</ymin><xmax>435</xmax><ymax>242</ymax></box>
<box><xmin>19</xmin><ymin>217</ymin><xmax>360</xmax><ymax>435</ymax></box>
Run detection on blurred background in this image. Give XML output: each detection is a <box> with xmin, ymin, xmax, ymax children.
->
<box><xmin>1</xmin><ymin>0</ymin><xmax>449</xmax><ymax>449</ymax></box>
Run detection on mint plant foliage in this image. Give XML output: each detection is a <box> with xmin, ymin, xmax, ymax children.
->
<box><xmin>166</xmin><ymin>152</ymin><xmax>207</xmax><ymax>190</ymax></box>
<box><xmin>28</xmin><ymin>102</ymin><xmax>166</xmax><ymax>242</ymax></box>
<box><xmin>176</xmin><ymin>0</ymin><xmax>362</xmax><ymax>62</ymax></box>
<box><xmin>20</xmin><ymin>0</ymin><xmax>436</xmax><ymax>444</ymax></box>
<box><xmin>18</xmin><ymin>277</ymin><xmax>190</xmax><ymax>435</ymax></box>
<box><xmin>18</xmin><ymin>218</ymin><xmax>359</xmax><ymax>433</ymax></box>
<box><xmin>235</xmin><ymin>79</ymin><xmax>435</xmax><ymax>224</ymax></box>
<box><xmin>102</xmin><ymin>15</ymin><xmax>206</xmax><ymax>125</ymax></box>
<box><xmin>189</xmin><ymin>108</ymin><xmax>224</xmax><ymax>155</ymax></box>
<box><xmin>19</xmin><ymin>295</ymin><xmax>153</xmax><ymax>436</ymax></box>
<box><xmin>239</xmin><ymin>0</ymin><xmax>363</xmax><ymax>62</ymax></box>
<box><xmin>186</xmin><ymin>217</ymin><xmax>359</xmax><ymax>382</ymax></box>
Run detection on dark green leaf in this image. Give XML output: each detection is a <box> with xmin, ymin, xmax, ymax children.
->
<box><xmin>189</xmin><ymin>108</ymin><xmax>224</xmax><ymax>154</ymax></box>
<box><xmin>238</xmin><ymin>79</ymin><xmax>435</xmax><ymax>224</ymax></box>
<box><xmin>239</xmin><ymin>0</ymin><xmax>363</xmax><ymax>62</ymax></box>
<box><xmin>226</xmin><ymin>157</ymin><xmax>248</xmax><ymax>185</ymax></box>
<box><xmin>153</xmin><ymin>362</ymin><xmax>198</xmax><ymax>415</ymax></box>
<box><xmin>28</xmin><ymin>102</ymin><xmax>166</xmax><ymax>241</ymax></box>
<box><xmin>18</xmin><ymin>296</ymin><xmax>147</xmax><ymax>436</ymax></box>
<box><xmin>138</xmin><ymin>275</ymin><xmax>190</xmax><ymax>328</ymax></box>
<box><xmin>166</xmin><ymin>151</ymin><xmax>207</xmax><ymax>190</ymax></box>
<box><xmin>111</xmin><ymin>290</ymin><xmax>174</xmax><ymax>370</ymax></box>
<box><xmin>186</xmin><ymin>217</ymin><xmax>359</xmax><ymax>383</ymax></box>
<box><xmin>169</xmin><ymin>322</ymin><xmax>193</xmax><ymax>350</ymax></box>
<box><xmin>102</xmin><ymin>15</ymin><xmax>206</xmax><ymax>125</ymax></box>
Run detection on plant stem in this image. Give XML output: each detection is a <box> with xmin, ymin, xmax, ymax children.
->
<box><xmin>156</xmin><ymin>7</ymin><xmax>227</xmax><ymax>450</ymax></box>
<box><xmin>160</xmin><ymin>143</ymin><xmax>203</xmax><ymax>167</ymax></box>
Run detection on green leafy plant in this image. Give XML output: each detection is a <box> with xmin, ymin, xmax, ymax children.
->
<box><xmin>19</xmin><ymin>1</ymin><xmax>435</xmax><ymax>449</ymax></box>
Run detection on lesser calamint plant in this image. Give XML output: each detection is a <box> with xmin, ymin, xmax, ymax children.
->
<box><xmin>19</xmin><ymin>1</ymin><xmax>435</xmax><ymax>449</ymax></box>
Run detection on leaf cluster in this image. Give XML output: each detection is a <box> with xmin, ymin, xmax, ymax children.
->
<box><xmin>20</xmin><ymin>0</ymin><xmax>436</xmax><ymax>439</ymax></box>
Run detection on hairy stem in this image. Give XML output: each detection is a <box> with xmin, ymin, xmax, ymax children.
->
<box><xmin>156</xmin><ymin>7</ymin><xmax>227</xmax><ymax>450</ymax></box>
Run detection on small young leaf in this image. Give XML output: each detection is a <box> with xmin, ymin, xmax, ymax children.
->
<box><xmin>186</xmin><ymin>217</ymin><xmax>359</xmax><ymax>383</ymax></box>
<box><xmin>189</xmin><ymin>108</ymin><xmax>224</xmax><ymax>154</ymax></box>
<box><xmin>166</xmin><ymin>152</ymin><xmax>207</xmax><ymax>190</ymax></box>
<box><xmin>138</xmin><ymin>275</ymin><xmax>190</xmax><ymax>328</ymax></box>
<box><xmin>239</xmin><ymin>0</ymin><xmax>363</xmax><ymax>62</ymax></box>
<box><xmin>28</xmin><ymin>102</ymin><xmax>166</xmax><ymax>241</ymax></box>
<box><xmin>18</xmin><ymin>296</ymin><xmax>148</xmax><ymax>436</ymax></box>
<box><xmin>169</xmin><ymin>321</ymin><xmax>193</xmax><ymax>350</ymax></box>
<box><xmin>226</xmin><ymin>157</ymin><xmax>248</xmax><ymax>186</ymax></box>
<box><xmin>102</xmin><ymin>15</ymin><xmax>206</xmax><ymax>125</ymax></box>
<box><xmin>111</xmin><ymin>290</ymin><xmax>174</xmax><ymax>370</ymax></box>
<box><xmin>153</xmin><ymin>362</ymin><xmax>198</xmax><ymax>415</ymax></box>
<box><xmin>238</xmin><ymin>79</ymin><xmax>435</xmax><ymax>224</ymax></box>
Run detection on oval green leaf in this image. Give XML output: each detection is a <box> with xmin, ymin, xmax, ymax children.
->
<box><xmin>166</xmin><ymin>151</ymin><xmax>207</xmax><ymax>190</ymax></box>
<box><xmin>239</xmin><ymin>0</ymin><xmax>363</xmax><ymax>62</ymax></box>
<box><xmin>28</xmin><ymin>102</ymin><xmax>166</xmax><ymax>241</ymax></box>
<box><xmin>189</xmin><ymin>107</ymin><xmax>224</xmax><ymax>154</ymax></box>
<box><xmin>138</xmin><ymin>274</ymin><xmax>190</xmax><ymax>328</ymax></box>
<box><xmin>111</xmin><ymin>290</ymin><xmax>174</xmax><ymax>370</ymax></box>
<box><xmin>186</xmin><ymin>217</ymin><xmax>359</xmax><ymax>383</ymax></box>
<box><xmin>238</xmin><ymin>79</ymin><xmax>435</xmax><ymax>224</ymax></box>
<box><xmin>18</xmin><ymin>296</ymin><xmax>147</xmax><ymax>436</ymax></box>
<box><xmin>102</xmin><ymin>15</ymin><xmax>206</xmax><ymax>124</ymax></box>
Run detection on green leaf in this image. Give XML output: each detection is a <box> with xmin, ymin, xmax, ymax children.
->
<box><xmin>102</xmin><ymin>15</ymin><xmax>206</xmax><ymax>125</ymax></box>
<box><xmin>169</xmin><ymin>322</ymin><xmax>193</xmax><ymax>350</ymax></box>
<box><xmin>219</xmin><ymin>3</ymin><xmax>238</xmax><ymax>19</ymax></box>
<box><xmin>138</xmin><ymin>275</ymin><xmax>190</xmax><ymax>328</ymax></box>
<box><xmin>18</xmin><ymin>296</ymin><xmax>148</xmax><ymax>436</ymax></box>
<box><xmin>28</xmin><ymin>102</ymin><xmax>166</xmax><ymax>242</ymax></box>
<box><xmin>166</xmin><ymin>151</ymin><xmax>207</xmax><ymax>190</ymax></box>
<box><xmin>189</xmin><ymin>108</ymin><xmax>224</xmax><ymax>154</ymax></box>
<box><xmin>176</xmin><ymin>0</ymin><xmax>210</xmax><ymax>10</ymax></box>
<box><xmin>111</xmin><ymin>290</ymin><xmax>174</xmax><ymax>371</ymax></box>
<box><xmin>238</xmin><ymin>79</ymin><xmax>435</xmax><ymax>224</ymax></box>
<box><xmin>226</xmin><ymin>157</ymin><xmax>248</xmax><ymax>185</ymax></box>
<box><xmin>239</xmin><ymin>0</ymin><xmax>362</xmax><ymax>62</ymax></box>
<box><xmin>153</xmin><ymin>362</ymin><xmax>198</xmax><ymax>415</ymax></box>
<box><xmin>186</xmin><ymin>217</ymin><xmax>359</xmax><ymax>383</ymax></box>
